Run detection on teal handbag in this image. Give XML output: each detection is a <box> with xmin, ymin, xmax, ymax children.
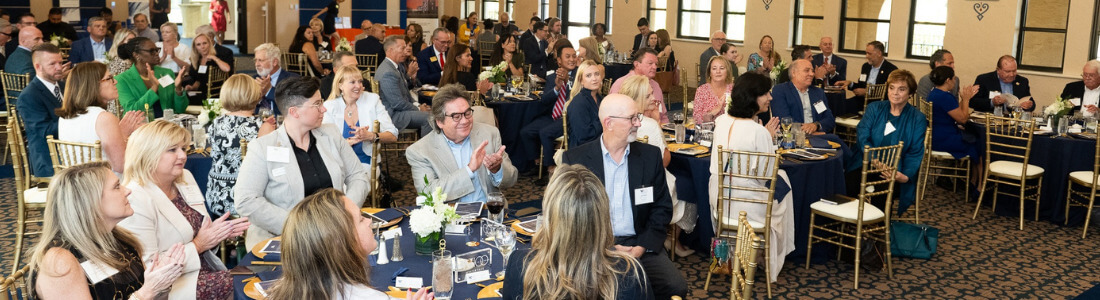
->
<box><xmin>889</xmin><ymin>221</ymin><xmax>939</xmax><ymax>259</ymax></box>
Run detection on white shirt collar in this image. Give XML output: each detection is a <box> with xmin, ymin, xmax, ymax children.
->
<box><xmin>37</xmin><ymin>76</ymin><xmax>59</xmax><ymax>94</ymax></box>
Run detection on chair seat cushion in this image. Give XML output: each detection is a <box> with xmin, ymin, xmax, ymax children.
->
<box><xmin>717</xmin><ymin>217</ymin><xmax>765</xmax><ymax>232</ymax></box>
<box><xmin>23</xmin><ymin>188</ymin><xmax>46</xmax><ymax>204</ymax></box>
<box><xmin>989</xmin><ymin>161</ymin><xmax>1044</xmax><ymax>178</ymax></box>
<box><xmin>810</xmin><ymin>199</ymin><xmax>885</xmax><ymax>223</ymax></box>
<box><xmin>836</xmin><ymin>118</ymin><xmax>860</xmax><ymax>127</ymax></box>
<box><xmin>931</xmin><ymin>150</ymin><xmax>967</xmax><ymax>159</ymax></box>
<box><xmin>1070</xmin><ymin>171</ymin><xmax>1099</xmax><ymax>186</ymax></box>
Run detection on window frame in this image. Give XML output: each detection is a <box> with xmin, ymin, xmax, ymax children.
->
<box><xmin>540</xmin><ymin>0</ymin><xmax>550</xmax><ymax>19</ymax></box>
<box><xmin>1090</xmin><ymin>0</ymin><xmax>1100</xmax><ymax>60</ymax></box>
<box><xmin>605</xmin><ymin>0</ymin><xmax>613</xmax><ymax>34</ymax></box>
<box><xmin>562</xmin><ymin>0</ymin><xmax>597</xmax><ymax>40</ymax></box>
<box><xmin>905</xmin><ymin>0</ymin><xmax>947</xmax><ymax>60</ymax></box>
<box><xmin>792</xmin><ymin>0</ymin><xmax>824</xmax><ymax>50</ymax></box>
<box><xmin>1015</xmin><ymin>0</ymin><xmax>1070</xmax><ymax>72</ymax></box>
<box><xmin>483</xmin><ymin>0</ymin><xmax>501</xmax><ymax>21</ymax></box>
<box><xmin>723</xmin><ymin>0</ymin><xmax>746</xmax><ymax>43</ymax></box>
<box><xmin>677</xmin><ymin>0</ymin><xmax>711</xmax><ymax>40</ymax></box>
<box><xmin>838</xmin><ymin>0</ymin><xmax>891</xmax><ymax>55</ymax></box>
<box><xmin>647</xmin><ymin>0</ymin><xmax>667</xmax><ymax>31</ymax></box>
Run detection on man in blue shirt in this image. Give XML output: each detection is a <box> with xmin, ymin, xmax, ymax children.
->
<box><xmin>407</xmin><ymin>84</ymin><xmax>517</xmax><ymax>202</ymax></box>
<box><xmin>69</xmin><ymin>17</ymin><xmax>112</xmax><ymax>64</ymax></box>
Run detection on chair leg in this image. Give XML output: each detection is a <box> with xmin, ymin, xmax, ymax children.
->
<box><xmin>669</xmin><ymin>225</ymin><xmax>678</xmax><ymax>260</ymax></box>
<box><xmin>964</xmin><ymin>161</ymin><xmax>971</xmax><ymax>203</ymax></box>
<box><xmin>973</xmin><ymin>173</ymin><xmax>990</xmax><ymax>219</ymax></box>
<box><xmin>1085</xmin><ymin>192</ymin><xmax>1096</xmax><ymax>239</ymax></box>
<box><xmin>1066</xmin><ymin>181</ymin><xmax>1074</xmax><ymax>226</ymax></box>
<box><xmin>12</xmin><ymin>203</ymin><xmax>25</xmax><ymax>271</ymax></box>
<box><xmin>805</xmin><ymin>213</ymin><xmax>815</xmax><ymax>269</ymax></box>
<box><xmin>703</xmin><ymin>260</ymin><xmax>717</xmax><ymax>291</ymax></box>
<box><xmin>537</xmin><ymin>145</ymin><xmax>544</xmax><ymax>179</ymax></box>
<box><xmin>852</xmin><ymin>230</ymin><xmax>862</xmax><ymax>289</ymax></box>
<box><xmin>763</xmin><ymin>237</ymin><xmax>772</xmax><ymax>298</ymax></box>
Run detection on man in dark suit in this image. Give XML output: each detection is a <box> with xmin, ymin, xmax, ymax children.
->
<box><xmin>355</xmin><ymin>23</ymin><xmax>383</xmax><ymax>57</ymax></box>
<box><xmin>68</xmin><ymin>17</ymin><xmax>111</xmax><ymax>64</ymax></box>
<box><xmin>252</xmin><ymin>43</ymin><xmax>300</xmax><ymax>115</ymax></box>
<box><xmin>36</xmin><ymin>8</ymin><xmax>77</xmax><ymax>42</ymax></box>
<box><xmin>16</xmin><ymin>44</ymin><xmax>67</xmax><ymax>178</ymax></box>
<box><xmin>698</xmin><ymin>30</ymin><xmax>725</xmax><ymax>86</ymax></box>
<box><xmin>839</xmin><ymin>41</ymin><xmax>896</xmax><ymax>114</ymax></box>
<box><xmin>772</xmin><ymin>59</ymin><xmax>836</xmax><ymax>133</ymax></box>
<box><xmin>519</xmin><ymin>42</ymin><xmax>576</xmax><ymax>174</ymax></box>
<box><xmin>519</xmin><ymin>16</ymin><xmax>540</xmax><ymax>48</ymax></box>
<box><xmin>811</xmin><ymin>37</ymin><xmax>847</xmax><ymax>87</ymax></box>
<box><xmin>4</xmin><ymin>26</ymin><xmax>42</xmax><ymax>77</ymax></box>
<box><xmin>562</xmin><ymin>94</ymin><xmax>688</xmax><ymax>300</ymax></box>
<box><xmin>1060</xmin><ymin>60</ymin><xmax>1100</xmax><ymax>116</ymax></box>
<box><xmin>416</xmin><ymin>28</ymin><xmax>452</xmax><ymax>86</ymax></box>
<box><xmin>631</xmin><ymin>18</ymin><xmax>649</xmax><ymax>54</ymax></box>
<box><xmin>521</xmin><ymin>21</ymin><xmax>549</xmax><ymax>79</ymax></box>
<box><xmin>969</xmin><ymin>55</ymin><xmax>1035</xmax><ymax>113</ymax></box>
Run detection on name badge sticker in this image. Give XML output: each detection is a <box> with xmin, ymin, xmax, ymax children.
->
<box><xmin>634</xmin><ymin>186</ymin><xmax>654</xmax><ymax>205</ymax></box>
<box><xmin>267</xmin><ymin>146</ymin><xmax>291</xmax><ymax>163</ymax></box>
<box><xmin>859</xmin><ymin>74</ymin><xmax>867</xmax><ymax>82</ymax></box>
<box><xmin>884</xmin><ymin>121</ymin><xmax>897</xmax><ymax>136</ymax></box>
<box><xmin>198</xmin><ymin>65</ymin><xmax>208</xmax><ymax>74</ymax></box>
<box><xmin>158</xmin><ymin>75</ymin><xmax>174</xmax><ymax>88</ymax></box>
<box><xmin>813</xmin><ymin>101</ymin><xmax>827</xmax><ymax>114</ymax></box>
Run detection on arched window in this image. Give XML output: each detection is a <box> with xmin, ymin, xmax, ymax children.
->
<box><xmin>839</xmin><ymin>0</ymin><xmax>891</xmax><ymax>54</ymax></box>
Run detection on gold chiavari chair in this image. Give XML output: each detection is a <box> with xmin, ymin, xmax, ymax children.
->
<box><xmin>864</xmin><ymin>83</ymin><xmax>888</xmax><ymax>109</ymax></box>
<box><xmin>369</xmin><ymin>120</ymin><xmax>384</xmax><ymax>208</ymax></box>
<box><xmin>46</xmin><ymin>135</ymin><xmax>103</xmax><ymax>174</ymax></box>
<box><xmin>657</xmin><ymin>56</ymin><xmax>670</xmax><ymax>73</ymax></box>
<box><xmin>806</xmin><ymin>143</ymin><xmax>903</xmax><ymax>289</ymax></box>
<box><xmin>902</xmin><ymin>99</ymin><xmax>934</xmax><ymax>224</ymax></box>
<box><xmin>478</xmin><ymin>41</ymin><xmax>494</xmax><ymax>67</ymax></box>
<box><xmin>59</xmin><ymin>47</ymin><xmax>71</xmax><ymax>61</ymax></box>
<box><xmin>731</xmin><ymin>211</ymin><xmax>763</xmax><ymax>300</ymax></box>
<box><xmin>600</xmin><ymin>78</ymin><xmax>613</xmax><ymax>95</ymax></box>
<box><xmin>0</xmin><ymin>265</ymin><xmax>30</xmax><ymax>300</ymax></box>
<box><xmin>921</xmin><ymin>103</ymin><xmax>972</xmax><ymax>208</ymax></box>
<box><xmin>1</xmin><ymin>71</ymin><xmax>30</xmax><ymax>164</ymax></box>
<box><xmin>1066</xmin><ymin>120</ymin><xmax>1100</xmax><ymax>238</ymax></box>
<box><xmin>8</xmin><ymin>112</ymin><xmax>47</xmax><ymax>270</ymax></box>
<box><xmin>240</xmin><ymin>137</ymin><xmax>249</xmax><ymax>158</ymax></box>
<box><xmin>205</xmin><ymin>66</ymin><xmax>231</xmax><ymax>99</ymax></box>
<box><xmin>695</xmin><ymin>63</ymin><xmax>702</xmax><ymax>87</ymax></box>
<box><xmin>282</xmin><ymin>53</ymin><xmax>309</xmax><ymax>77</ymax></box>
<box><xmin>972</xmin><ymin>115</ymin><xmax>1041</xmax><ymax>230</ymax></box>
<box><xmin>356</xmin><ymin>54</ymin><xmax>379</xmax><ymax>77</ymax></box>
<box><xmin>703</xmin><ymin>146</ymin><xmax>780</xmax><ymax>298</ymax></box>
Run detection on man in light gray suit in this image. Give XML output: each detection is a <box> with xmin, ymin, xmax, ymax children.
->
<box><xmin>234</xmin><ymin>77</ymin><xmax>369</xmax><ymax>249</ymax></box>
<box><xmin>407</xmin><ymin>84</ymin><xmax>517</xmax><ymax>202</ymax></box>
<box><xmin>699</xmin><ymin>30</ymin><xmax>725</xmax><ymax>85</ymax></box>
<box><xmin>377</xmin><ymin>35</ymin><xmax>433</xmax><ymax>136</ymax></box>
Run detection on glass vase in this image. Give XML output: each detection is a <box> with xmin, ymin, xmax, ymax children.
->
<box><xmin>414</xmin><ymin>231</ymin><xmax>441</xmax><ymax>256</ymax></box>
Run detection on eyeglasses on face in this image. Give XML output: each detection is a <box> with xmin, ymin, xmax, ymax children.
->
<box><xmin>445</xmin><ymin>108</ymin><xmax>474</xmax><ymax>122</ymax></box>
<box><xmin>608</xmin><ymin>113</ymin><xmax>642</xmax><ymax>124</ymax></box>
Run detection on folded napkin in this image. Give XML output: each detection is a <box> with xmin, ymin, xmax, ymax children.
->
<box><xmin>256</xmin><ymin>268</ymin><xmax>283</xmax><ymax>281</ymax></box>
<box><xmin>373</xmin><ymin>209</ymin><xmax>404</xmax><ymax>222</ymax></box>
<box><xmin>390</xmin><ymin>267</ymin><xmax>410</xmax><ymax>284</ymax></box>
<box><xmin>262</xmin><ymin>253</ymin><xmax>281</xmax><ymax>262</ymax></box>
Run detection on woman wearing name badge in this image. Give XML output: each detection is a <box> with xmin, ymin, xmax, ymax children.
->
<box><xmin>180</xmin><ymin>33</ymin><xmax>232</xmax><ymax>105</ymax></box>
<box><xmin>29</xmin><ymin>162</ymin><xmax>186</xmax><ymax>299</ymax></box>
<box><xmin>115</xmin><ymin>37</ymin><xmax>191</xmax><ymax>118</ymax></box>
<box><xmin>323</xmin><ymin>65</ymin><xmax>399</xmax><ymax>169</ymax></box>
<box><xmin>849</xmin><ymin>70</ymin><xmax>927</xmax><ymax>214</ymax></box>
<box><xmin>708</xmin><ymin>73</ymin><xmax>794</xmax><ymax>283</ymax></box>
<box><xmin>118</xmin><ymin>120</ymin><xmax>251</xmax><ymax>299</ymax></box>
<box><xmin>265</xmin><ymin>189</ymin><xmax>433</xmax><ymax>300</ymax></box>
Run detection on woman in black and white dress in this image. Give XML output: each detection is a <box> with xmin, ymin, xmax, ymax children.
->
<box><xmin>205</xmin><ymin>74</ymin><xmax>276</xmax><ymax>218</ymax></box>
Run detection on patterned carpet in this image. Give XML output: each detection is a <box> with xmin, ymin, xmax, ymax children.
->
<box><xmin>4</xmin><ymin>148</ymin><xmax>1100</xmax><ymax>299</ymax></box>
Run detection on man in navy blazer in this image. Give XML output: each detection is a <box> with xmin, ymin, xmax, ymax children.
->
<box><xmin>519</xmin><ymin>42</ymin><xmax>576</xmax><ymax>173</ymax></box>
<box><xmin>839</xmin><ymin>41</ymin><xmax>896</xmax><ymax>114</ymax></box>
<box><xmin>1059</xmin><ymin>60</ymin><xmax>1100</xmax><ymax>115</ymax></box>
<box><xmin>354</xmin><ymin>23</ymin><xmax>383</xmax><ymax>57</ymax></box>
<box><xmin>252</xmin><ymin>43</ymin><xmax>300</xmax><ymax>115</ymax></box>
<box><xmin>562</xmin><ymin>94</ymin><xmax>688</xmax><ymax>300</ymax></box>
<box><xmin>17</xmin><ymin>44</ymin><xmax>67</xmax><ymax>177</ymax></box>
<box><xmin>520</xmin><ymin>21</ymin><xmax>549</xmax><ymax>79</ymax></box>
<box><xmin>969</xmin><ymin>55</ymin><xmax>1035</xmax><ymax>113</ymax></box>
<box><xmin>811</xmin><ymin>37</ymin><xmax>846</xmax><ymax>86</ymax></box>
<box><xmin>631</xmin><ymin>18</ymin><xmax>650</xmax><ymax>53</ymax></box>
<box><xmin>416</xmin><ymin>28</ymin><xmax>452</xmax><ymax>86</ymax></box>
<box><xmin>68</xmin><ymin>17</ymin><xmax>111</xmax><ymax>64</ymax></box>
<box><xmin>772</xmin><ymin>59</ymin><xmax>836</xmax><ymax>133</ymax></box>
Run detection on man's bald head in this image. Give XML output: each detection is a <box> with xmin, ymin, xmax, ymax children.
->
<box><xmin>598</xmin><ymin>94</ymin><xmax>641</xmax><ymax>143</ymax></box>
<box><xmin>19</xmin><ymin>26</ymin><xmax>43</xmax><ymax>49</ymax></box>
<box><xmin>599</xmin><ymin>94</ymin><xmax>638</xmax><ymax>127</ymax></box>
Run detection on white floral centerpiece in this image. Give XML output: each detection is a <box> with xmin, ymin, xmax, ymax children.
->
<box><xmin>409</xmin><ymin>176</ymin><xmax>460</xmax><ymax>255</ymax></box>
<box><xmin>1044</xmin><ymin>96</ymin><xmax>1074</xmax><ymax>117</ymax></box>
<box><xmin>198</xmin><ymin>98</ymin><xmax>224</xmax><ymax>126</ymax></box>
<box><xmin>335</xmin><ymin>37</ymin><xmax>353</xmax><ymax>53</ymax></box>
<box><xmin>769</xmin><ymin>60</ymin><xmax>789</xmax><ymax>81</ymax></box>
<box><xmin>49</xmin><ymin>34</ymin><xmax>71</xmax><ymax>48</ymax></box>
<box><xmin>478</xmin><ymin>61</ymin><xmax>509</xmax><ymax>84</ymax></box>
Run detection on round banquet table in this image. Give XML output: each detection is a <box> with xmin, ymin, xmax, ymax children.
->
<box><xmin>184</xmin><ymin>152</ymin><xmax>212</xmax><ymax>194</ymax></box>
<box><xmin>667</xmin><ymin>136</ymin><xmax>848</xmax><ymax>261</ymax></box>
<box><xmin>486</xmin><ymin>97</ymin><xmax>545</xmax><ymax>170</ymax></box>
<box><xmin>603</xmin><ymin>63</ymin><xmax>633</xmax><ymax>82</ymax></box>
<box><xmin>232</xmin><ymin>209</ymin><xmax>533</xmax><ymax>300</ymax></box>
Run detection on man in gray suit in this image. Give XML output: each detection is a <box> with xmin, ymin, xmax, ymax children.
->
<box><xmin>407</xmin><ymin>84</ymin><xmax>517</xmax><ymax>203</ymax></box>
<box><xmin>376</xmin><ymin>35</ymin><xmax>433</xmax><ymax>136</ymax></box>
<box><xmin>698</xmin><ymin>30</ymin><xmax>725</xmax><ymax>85</ymax></box>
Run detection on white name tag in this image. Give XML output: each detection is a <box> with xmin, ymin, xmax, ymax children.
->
<box><xmin>634</xmin><ymin>186</ymin><xmax>654</xmax><ymax>205</ymax></box>
<box><xmin>157</xmin><ymin>75</ymin><xmax>174</xmax><ymax>88</ymax></box>
<box><xmin>81</xmin><ymin>260</ymin><xmax>120</xmax><ymax>284</ymax></box>
<box><xmin>383</xmin><ymin>227</ymin><xmax>402</xmax><ymax>239</ymax></box>
<box><xmin>198</xmin><ymin>65</ymin><xmax>208</xmax><ymax>74</ymax></box>
<box><xmin>884</xmin><ymin>121</ymin><xmax>896</xmax><ymax>136</ymax></box>
<box><xmin>859</xmin><ymin>74</ymin><xmax>867</xmax><ymax>82</ymax></box>
<box><xmin>271</xmin><ymin>167</ymin><xmax>286</xmax><ymax>178</ymax></box>
<box><xmin>266</xmin><ymin>146</ymin><xmax>290</xmax><ymax>163</ymax></box>
<box><xmin>988</xmin><ymin>91</ymin><xmax>1001</xmax><ymax>99</ymax></box>
<box><xmin>445</xmin><ymin>224</ymin><xmax>466</xmax><ymax>234</ymax></box>
<box><xmin>1071</xmin><ymin>98</ymin><xmax>1082</xmax><ymax>106</ymax></box>
<box><xmin>394</xmin><ymin>276</ymin><xmax>424</xmax><ymax>289</ymax></box>
<box><xmin>813</xmin><ymin>101</ymin><xmax>827</xmax><ymax>114</ymax></box>
<box><xmin>465</xmin><ymin>270</ymin><xmax>491</xmax><ymax>283</ymax></box>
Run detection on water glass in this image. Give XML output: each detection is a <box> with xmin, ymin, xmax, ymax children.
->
<box><xmin>1058</xmin><ymin>117</ymin><xmax>1069</xmax><ymax>136</ymax></box>
<box><xmin>494</xmin><ymin>229</ymin><xmax>516</xmax><ymax>279</ymax></box>
<box><xmin>994</xmin><ymin>106</ymin><xmax>1004</xmax><ymax>117</ymax></box>
<box><xmin>432</xmin><ymin>250</ymin><xmax>454</xmax><ymax>299</ymax></box>
<box><xmin>674</xmin><ymin>124</ymin><xmax>686</xmax><ymax>144</ymax></box>
<box><xmin>464</xmin><ymin>225</ymin><xmax>480</xmax><ymax>247</ymax></box>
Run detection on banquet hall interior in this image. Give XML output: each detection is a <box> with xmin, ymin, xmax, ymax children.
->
<box><xmin>3</xmin><ymin>0</ymin><xmax>1100</xmax><ymax>298</ymax></box>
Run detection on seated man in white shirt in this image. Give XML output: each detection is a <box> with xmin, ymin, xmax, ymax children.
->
<box><xmin>1061</xmin><ymin>60</ymin><xmax>1100</xmax><ymax>117</ymax></box>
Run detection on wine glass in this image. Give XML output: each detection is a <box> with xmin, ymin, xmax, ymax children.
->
<box><xmin>258</xmin><ymin>107</ymin><xmax>274</xmax><ymax>123</ymax></box>
<box><xmin>780</xmin><ymin>117</ymin><xmax>793</xmax><ymax>133</ymax></box>
<box><xmin>510</xmin><ymin>76</ymin><xmax>523</xmax><ymax>92</ymax></box>
<box><xmin>494</xmin><ymin>229</ymin><xmax>516</xmax><ymax>279</ymax></box>
<box><xmin>486</xmin><ymin>192</ymin><xmax>507</xmax><ymax>223</ymax></box>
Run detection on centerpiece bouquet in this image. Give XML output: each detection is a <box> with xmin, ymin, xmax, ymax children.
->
<box><xmin>1044</xmin><ymin>96</ymin><xmax>1074</xmax><ymax>117</ymax></box>
<box><xmin>769</xmin><ymin>60</ymin><xmax>789</xmax><ymax>82</ymax></box>
<box><xmin>409</xmin><ymin>176</ymin><xmax>460</xmax><ymax>255</ymax></box>
<box><xmin>198</xmin><ymin>98</ymin><xmax>224</xmax><ymax>126</ymax></box>
<box><xmin>49</xmin><ymin>34</ymin><xmax>71</xmax><ymax>48</ymax></box>
<box><xmin>335</xmin><ymin>37</ymin><xmax>353</xmax><ymax>53</ymax></box>
<box><xmin>478</xmin><ymin>61</ymin><xmax>510</xmax><ymax>84</ymax></box>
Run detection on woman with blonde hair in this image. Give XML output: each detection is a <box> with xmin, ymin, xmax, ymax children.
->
<box><xmin>181</xmin><ymin>33</ymin><xmax>232</xmax><ymax>103</ymax></box>
<box><xmin>118</xmin><ymin>120</ymin><xmax>251</xmax><ymax>299</ymax></box>
<box><xmin>107</xmin><ymin>28</ymin><xmax>136</xmax><ymax>75</ymax></box>
<box><xmin>693</xmin><ymin>55</ymin><xmax>735</xmax><ymax>123</ymax></box>
<box><xmin>158</xmin><ymin>22</ymin><xmax>192</xmax><ymax>73</ymax></box>
<box><xmin>205</xmin><ymin>74</ymin><xmax>277</xmax><ymax>218</ymax></box>
<box><xmin>502</xmin><ymin>164</ymin><xmax>651</xmax><ymax>299</ymax></box>
<box><xmin>566</xmin><ymin>59</ymin><xmax>606</xmax><ymax>147</ymax></box>
<box><xmin>266</xmin><ymin>189</ymin><xmax>433</xmax><ymax>299</ymax></box>
<box><xmin>323</xmin><ymin>65</ymin><xmax>398</xmax><ymax>168</ymax></box>
<box><xmin>56</xmin><ymin>62</ymin><xmax>146</xmax><ymax>173</ymax></box>
<box><xmin>748</xmin><ymin>35</ymin><xmax>782</xmax><ymax>74</ymax></box>
<box><xmin>30</xmin><ymin>161</ymin><xmax>186</xmax><ymax>299</ymax></box>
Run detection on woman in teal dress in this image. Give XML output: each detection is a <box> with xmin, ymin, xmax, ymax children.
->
<box><xmin>849</xmin><ymin>69</ymin><xmax>927</xmax><ymax>214</ymax></box>
<box><xmin>114</xmin><ymin>37</ymin><xmax>191</xmax><ymax>118</ymax></box>
<box><xmin>928</xmin><ymin>66</ymin><xmax>980</xmax><ymax>160</ymax></box>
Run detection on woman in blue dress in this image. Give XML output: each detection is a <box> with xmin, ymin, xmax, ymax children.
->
<box><xmin>323</xmin><ymin>65</ymin><xmax>399</xmax><ymax>169</ymax></box>
<box><xmin>928</xmin><ymin>66</ymin><xmax>981</xmax><ymax>160</ymax></box>
<box><xmin>849</xmin><ymin>69</ymin><xmax>927</xmax><ymax>215</ymax></box>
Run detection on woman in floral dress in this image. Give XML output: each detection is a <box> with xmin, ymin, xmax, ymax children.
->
<box><xmin>205</xmin><ymin>74</ymin><xmax>276</xmax><ymax>218</ymax></box>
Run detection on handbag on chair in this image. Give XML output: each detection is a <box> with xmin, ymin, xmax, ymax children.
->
<box><xmin>889</xmin><ymin>221</ymin><xmax>939</xmax><ymax>259</ymax></box>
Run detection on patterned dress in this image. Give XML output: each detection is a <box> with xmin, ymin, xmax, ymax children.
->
<box><xmin>205</xmin><ymin>115</ymin><xmax>261</xmax><ymax>218</ymax></box>
<box><xmin>31</xmin><ymin>239</ymin><xmax>145</xmax><ymax>299</ymax></box>
<box><xmin>169</xmin><ymin>189</ymin><xmax>232</xmax><ymax>298</ymax></box>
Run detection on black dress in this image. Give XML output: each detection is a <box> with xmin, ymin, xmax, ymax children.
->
<box><xmin>323</xmin><ymin>1</ymin><xmax>339</xmax><ymax>35</ymax></box>
<box><xmin>151</xmin><ymin>0</ymin><xmax>171</xmax><ymax>29</ymax></box>
<box><xmin>289</xmin><ymin>42</ymin><xmax>324</xmax><ymax>77</ymax></box>
<box><xmin>31</xmin><ymin>240</ymin><xmax>145</xmax><ymax>299</ymax></box>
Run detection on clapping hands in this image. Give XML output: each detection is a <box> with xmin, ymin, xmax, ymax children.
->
<box><xmin>467</xmin><ymin>141</ymin><xmax>507</xmax><ymax>173</ymax></box>
<box><xmin>193</xmin><ymin>214</ymin><xmax>250</xmax><ymax>253</ymax></box>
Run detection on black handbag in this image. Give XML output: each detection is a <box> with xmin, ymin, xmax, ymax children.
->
<box><xmin>889</xmin><ymin>221</ymin><xmax>940</xmax><ymax>259</ymax></box>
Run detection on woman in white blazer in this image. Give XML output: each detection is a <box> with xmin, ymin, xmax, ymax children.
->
<box><xmin>118</xmin><ymin>120</ymin><xmax>251</xmax><ymax>300</ymax></box>
<box><xmin>234</xmin><ymin>77</ymin><xmax>370</xmax><ymax>250</ymax></box>
<box><xmin>323</xmin><ymin>65</ymin><xmax>399</xmax><ymax>168</ymax></box>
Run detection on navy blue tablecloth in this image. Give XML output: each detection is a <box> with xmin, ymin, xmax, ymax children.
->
<box><xmin>604</xmin><ymin>63</ymin><xmax>633</xmax><ymax>82</ymax></box>
<box><xmin>232</xmin><ymin>212</ymin><xmax>532</xmax><ymax>300</ymax></box>
<box><xmin>668</xmin><ymin>137</ymin><xmax>847</xmax><ymax>261</ymax></box>
<box><xmin>980</xmin><ymin>131</ymin><xmax>1097</xmax><ymax>226</ymax></box>
<box><xmin>184</xmin><ymin>153</ymin><xmax>212</xmax><ymax>194</ymax></box>
<box><xmin>486</xmin><ymin>99</ymin><xmax>545</xmax><ymax>170</ymax></box>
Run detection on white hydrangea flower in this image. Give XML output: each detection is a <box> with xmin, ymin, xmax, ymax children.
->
<box><xmin>409</xmin><ymin>206</ymin><xmax>444</xmax><ymax>237</ymax></box>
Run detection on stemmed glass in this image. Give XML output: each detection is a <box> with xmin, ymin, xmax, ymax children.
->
<box><xmin>780</xmin><ymin>117</ymin><xmax>794</xmax><ymax>149</ymax></box>
<box><xmin>494</xmin><ymin>229</ymin><xmax>516</xmax><ymax>279</ymax></box>
<box><xmin>486</xmin><ymin>192</ymin><xmax>507</xmax><ymax>224</ymax></box>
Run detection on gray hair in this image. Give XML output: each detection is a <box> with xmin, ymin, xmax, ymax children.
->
<box><xmin>159</xmin><ymin>21</ymin><xmax>178</xmax><ymax>33</ymax></box>
<box><xmin>929</xmin><ymin>49</ymin><xmax>951</xmax><ymax>69</ymax></box>
<box><xmin>432</xmin><ymin>28</ymin><xmax>450</xmax><ymax>40</ymax></box>
<box><xmin>87</xmin><ymin>16</ymin><xmax>105</xmax><ymax>26</ymax></box>
<box><xmin>332</xmin><ymin>51</ymin><xmax>354</xmax><ymax>69</ymax></box>
<box><xmin>195</xmin><ymin>24</ymin><xmax>215</xmax><ymax>40</ymax></box>
<box><xmin>1086</xmin><ymin>60</ymin><xmax>1100</xmax><ymax>73</ymax></box>
<box><xmin>254</xmin><ymin>43</ymin><xmax>282</xmax><ymax>65</ymax></box>
<box><xmin>383</xmin><ymin>35</ymin><xmax>405</xmax><ymax>52</ymax></box>
<box><xmin>429</xmin><ymin>84</ymin><xmax>470</xmax><ymax>132</ymax></box>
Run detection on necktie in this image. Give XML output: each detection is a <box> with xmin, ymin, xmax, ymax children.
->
<box><xmin>438</xmin><ymin>53</ymin><xmax>445</xmax><ymax>68</ymax></box>
<box><xmin>53</xmin><ymin>85</ymin><xmax>62</xmax><ymax>103</ymax></box>
<box><xmin>552</xmin><ymin>84</ymin><xmax>567</xmax><ymax>119</ymax></box>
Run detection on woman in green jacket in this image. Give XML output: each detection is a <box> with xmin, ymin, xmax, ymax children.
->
<box><xmin>115</xmin><ymin>37</ymin><xmax>191</xmax><ymax>118</ymax></box>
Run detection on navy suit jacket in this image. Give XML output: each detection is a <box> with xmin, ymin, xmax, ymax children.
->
<box><xmin>539</xmin><ymin>71</ymin><xmax>575</xmax><ymax>116</ymax></box>
<box><xmin>1060</xmin><ymin>80</ymin><xmax>1091</xmax><ymax>113</ymax></box>
<box><xmin>566</xmin><ymin>89</ymin><xmax>603</xmax><ymax>147</ymax></box>
<box><xmin>69</xmin><ymin>37</ymin><xmax>112</xmax><ymax>64</ymax></box>
<box><xmin>850</xmin><ymin>60</ymin><xmax>897</xmax><ymax>90</ymax></box>
<box><xmin>16</xmin><ymin>78</ymin><xmax>62</xmax><ymax>177</ymax></box>
<box><xmin>4</xmin><ymin>47</ymin><xmax>33</xmax><ymax>77</ymax></box>
<box><xmin>416</xmin><ymin>45</ymin><xmax>444</xmax><ymax>85</ymax></box>
<box><xmin>255</xmin><ymin>69</ymin><xmax>301</xmax><ymax>115</ymax></box>
<box><xmin>632</xmin><ymin>34</ymin><xmax>645</xmax><ymax>53</ymax></box>
<box><xmin>355</xmin><ymin>36</ymin><xmax>382</xmax><ymax>56</ymax></box>
<box><xmin>770</xmin><ymin>81</ymin><xmax>836</xmax><ymax>132</ymax></box>
<box><xmin>969</xmin><ymin>71</ymin><xmax>1035</xmax><ymax>113</ymax></box>
<box><xmin>811</xmin><ymin>53</ymin><xmax>847</xmax><ymax>86</ymax></box>
<box><xmin>562</xmin><ymin>140</ymin><xmax>673</xmax><ymax>251</ymax></box>
<box><xmin>521</xmin><ymin>36</ymin><xmax>548</xmax><ymax>79</ymax></box>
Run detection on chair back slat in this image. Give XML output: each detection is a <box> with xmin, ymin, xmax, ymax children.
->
<box><xmin>0</xmin><ymin>265</ymin><xmax>30</xmax><ymax>300</ymax></box>
<box><xmin>983</xmin><ymin>115</ymin><xmax>1037</xmax><ymax>178</ymax></box>
<box><xmin>857</xmin><ymin>143</ymin><xmax>904</xmax><ymax>224</ymax></box>
<box><xmin>600</xmin><ymin>78</ymin><xmax>613</xmax><ymax>95</ymax></box>
<box><xmin>9</xmin><ymin>110</ymin><xmax>32</xmax><ymax>192</ymax></box>
<box><xmin>369</xmin><ymin>120</ymin><xmax>383</xmax><ymax>207</ymax></box>
<box><xmin>478</xmin><ymin>41</ymin><xmax>494</xmax><ymax>67</ymax></box>
<box><xmin>1</xmin><ymin>72</ymin><xmax>31</xmax><ymax>110</ymax></box>
<box><xmin>47</xmin><ymin>135</ymin><xmax>103</xmax><ymax>173</ymax></box>
<box><xmin>866</xmin><ymin>83</ymin><xmax>888</xmax><ymax>101</ymax></box>
<box><xmin>281</xmin><ymin>53</ymin><xmax>309</xmax><ymax>77</ymax></box>
<box><xmin>731</xmin><ymin>211</ymin><xmax>762</xmax><ymax>300</ymax></box>
<box><xmin>356</xmin><ymin>54</ymin><xmax>379</xmax><ymax>77</ymax></box>
<box><xmin>714</xmin><ymin>145</ymin><xmax>780</xmax><ymax>238</ymax></box>
<box><xmin>206</xmin><ymin>66</ymin><xmax>230</xmax><ymax>99</ymax></box>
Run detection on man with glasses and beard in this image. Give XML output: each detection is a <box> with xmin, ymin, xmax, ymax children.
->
<box><xmin>253</xmin><ymin>43</ymin><xmax>300</xmax><ymax>115</ymax></box>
